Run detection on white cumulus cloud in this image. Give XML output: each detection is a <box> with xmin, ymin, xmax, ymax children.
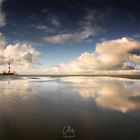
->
<box><xmin>46</xmin><ymin>37</ymin><xmax>140</xmax><ymax>73</ymax></box>
<box><xmin>0</xmin><ymin>33</ymin><xmax>6</xmax><ymax>50</ymax></box>
<box><xmin>0</xmin><ymin>35</ymin><xmax>41</xmax><ymax>67</ymax></box>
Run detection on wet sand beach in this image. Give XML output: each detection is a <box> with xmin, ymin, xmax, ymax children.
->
<box><xmin>0</xmin><ymin>76</ymin><xmax>140</xmax><ymax>140</ymax></box>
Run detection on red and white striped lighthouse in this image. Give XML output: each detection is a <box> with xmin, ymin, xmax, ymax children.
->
<box><xmin>2</xmin><ymin>62</ymin><xmax>16</xmax><ymax>75</ymax></box>
<box><xmin>8</xmin><ymin>62</ymin><xmax>11</xmax><ymax>74</ymax></box>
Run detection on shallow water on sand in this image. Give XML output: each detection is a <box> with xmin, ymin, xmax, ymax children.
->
<box><xmin>0</xmin><ymin>76</ymin><xmax>140</xmax><ymax>140</ymax></box>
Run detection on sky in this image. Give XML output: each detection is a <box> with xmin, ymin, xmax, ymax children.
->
<box><xmin>0</xmin><ymin>0</ymin><xmax>140</xmax><ymax>74</ymax></box>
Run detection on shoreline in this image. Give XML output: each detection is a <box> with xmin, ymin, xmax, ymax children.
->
<box><xmin>13</xmin><ymin>74</ymin><xmax>140</xmax><ymax>79</ymax></box>
<box><xmin>1</xmin><ymin>74</ymin><xmax>140</xmax><ymax>79</ymax></box>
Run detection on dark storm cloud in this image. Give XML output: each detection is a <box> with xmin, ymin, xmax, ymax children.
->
<box><xmin>1</xmin><ymin>0</ymin><xmax>140</xmax><ymax>44</ymax></box>
<box><xmin>129</xmin><ymin>49</ymin><xmax>140</xmax><ymax>56</ymax></box>
<box><xmin>0</xmin><ymin>0</ymin><xmax>106</xmax><ymax>43</ymax></box>
<box><xmin>0</xmin><ymin>0</ymin><xmax>5</xmax><ymax>27</ymax></box>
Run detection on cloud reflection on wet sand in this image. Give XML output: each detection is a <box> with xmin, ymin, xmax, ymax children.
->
<box><xmin>0</xmin><ymin>76</ymin><xmax>140</xmax><ymax>140</ymax></box>
<box><xmin>60</xmin><ymin>77</ymin><xmax>140</xmax><ymax>113</ymax></box>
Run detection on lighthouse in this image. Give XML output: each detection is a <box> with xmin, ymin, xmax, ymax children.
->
<box><xmin>2</xmin><ymin>62</ymin><xmax>16</xmax><ymax>75</ymax></box>
<box><xmin>8</xmin><ymin>62</ymin><xmax>11</xmax><ymax>74</ymax></box>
